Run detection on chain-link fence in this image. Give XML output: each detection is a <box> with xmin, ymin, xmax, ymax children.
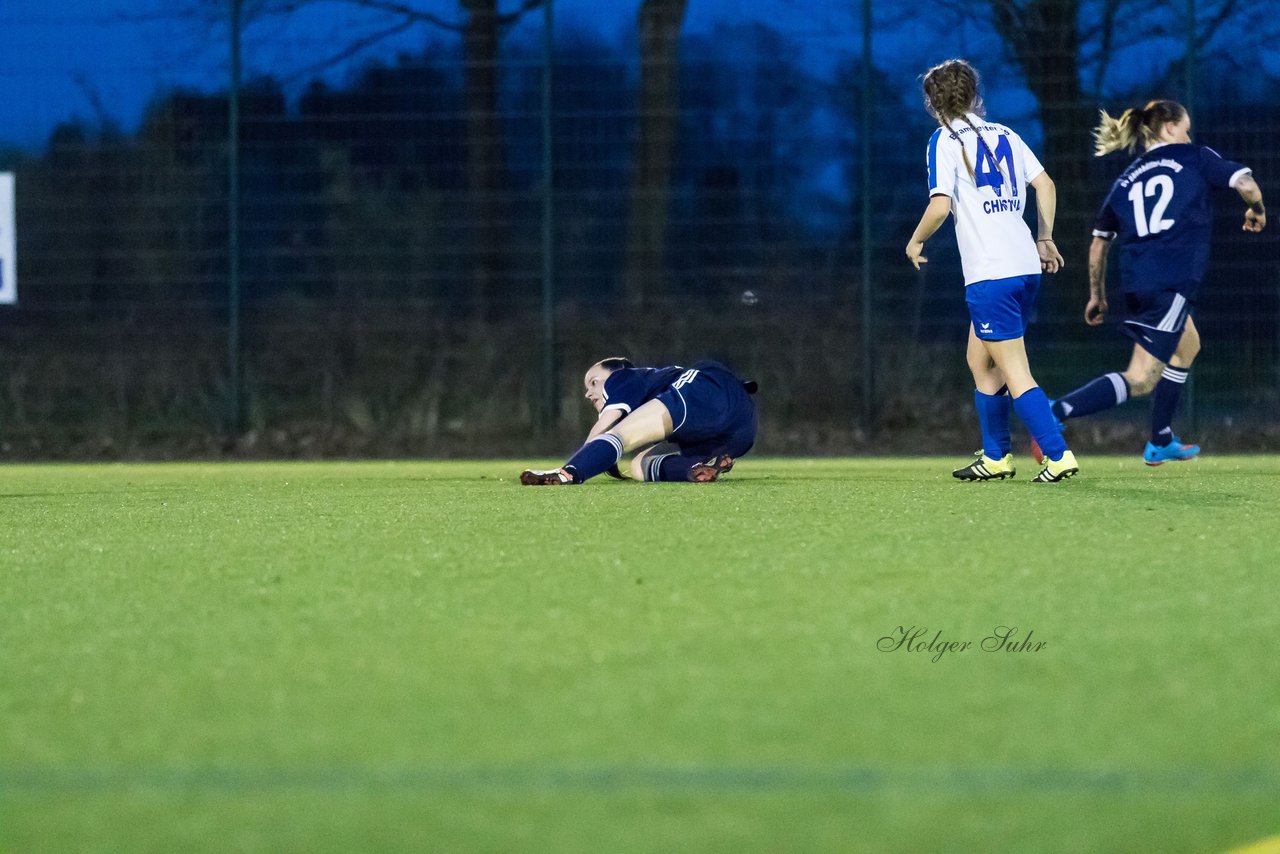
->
<box><xmin>1</xmin><ymin>1</ymin><xmax>1277</xmax><ymax>458</ymax></box>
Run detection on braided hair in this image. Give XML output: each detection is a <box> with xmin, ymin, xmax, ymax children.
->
<box><xmin>921</xmin><ymin>59</ymin><xmax>1001</xmax><ymax>180</ymax></box>
<box><xmin>1094</xmin><ymin>100</ymin><xmax>1187</xmax><ymax>156</ymax></box>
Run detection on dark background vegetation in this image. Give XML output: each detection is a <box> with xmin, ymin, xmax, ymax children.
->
<box><xmin>1</xmin><ymin>0</ymin><xmax>1277</xmax><ymax>458</ymax></box>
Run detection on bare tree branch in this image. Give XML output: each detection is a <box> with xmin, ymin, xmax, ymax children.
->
<box><xmin>1087</xmin><ymin>0</ymin><xmax>1123</xmax><ymax>93</ymax></box>
<box><xmin>296</xmin><ymin>0</ymin><xmax>544</xmax><ymax>31</ymax></box>
<box><xmin>284</xmin><ymin>17</ymin><xmax>419</xmax><ymax>80</ymax></box>
<box><xmin>72</xmin><ymin>73</ymin><xmax>117</xmax><ymax>130</ymax></box>
<box><xmin>321</xmin><ymin>0</ymin><xmax>466</xmax><ymax>31</ymax></box>
<box><xmin>1193</xmin><ymin>0</ymin><xmax>1241</xmax><ymax>53</ymax></box>
<box><xmin>123</xmin><ymin>0</ymin><xmax>544</xmax><ymax>35</ymax></box>
<box><xmin>495</xmin><ymin>0</ymin><xmax>545</xmax><ymax>27</ymax></box>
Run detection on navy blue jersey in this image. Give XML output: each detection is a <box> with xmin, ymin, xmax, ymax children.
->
<box><xmin>600</xmin><ymin>366</ymin><xmax>687</xmax><ymax>416</ymax></box>
<box><xmin>1092</xmin><ymin>143</ymin><xmax>1250</xmax><ymax>297</ymax></box>
<box><xmin>601</xmin><ymin>362</ymin><xmax>757</xmax><ymax>457</ymax></box>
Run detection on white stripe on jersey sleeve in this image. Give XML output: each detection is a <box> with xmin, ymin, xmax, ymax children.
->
<box><xmin>602</xmin><ymin>402</ymin><xmax>631</xmax><ymax>415</ymax></box>
<box><xmin>1228</xmin><ymin>167</ymin><xmax>1253</xmax><ymax>189</ymax></box>
<box><xmin>929</xmin><ymin>128</ymin><xmax>959</xmax><ymax>198</ymax></box>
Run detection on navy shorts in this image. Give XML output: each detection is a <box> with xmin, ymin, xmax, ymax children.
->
<box><xmin>656</xmin><ymin>361</ymin><xmax>757</xmax><ymax>459</ymax></box>
<box><xmin>1121</xmin><ymin>289</ymin><xmax>1194</xmax><ymax>363</ymax></box>
<box><xmin>965</xmin><ymin>274</ymin><xmax>1041</xmax><ymax>341</ymax></box>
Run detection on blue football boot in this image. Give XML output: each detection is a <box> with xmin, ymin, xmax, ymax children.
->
<box><xmin>1143</xmin><ymin>437</ymin><xmax>1200</xmax><ymax>466</ymax></box>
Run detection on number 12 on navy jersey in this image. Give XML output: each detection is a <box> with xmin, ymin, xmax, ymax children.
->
<box><xmin>1127</xmin><ymin>176</ymin><xmax>1175</xmax><ymax>236</ymax></box>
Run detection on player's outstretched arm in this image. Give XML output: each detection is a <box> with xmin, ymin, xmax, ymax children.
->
<box><xmin>1085</xmin><ymin>236</ymin><xmax>1111</xmax><ymax>326</ymax></box>
<box><xmin>905</xmin><ymin>195</ymin><xmax>952</xmax><ymax>270</ymax></box>
<box><xmin>1029</xmin><ymin>172</ymin><xmax>1064</xmax><ymax>273</ymax></box>
<box><xmin>1235</xmin><ymin>174</ymin><xmax>1266</xmax><ymax>233</ymax></box>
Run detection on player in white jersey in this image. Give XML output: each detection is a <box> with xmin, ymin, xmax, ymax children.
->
<box><xmin>905</xmin><ymin>59</ymin><xmax>1077</xmax><ymax>482</ymax></box>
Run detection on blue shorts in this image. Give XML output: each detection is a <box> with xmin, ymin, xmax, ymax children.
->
<box><xmin>1121</xmin><ymin>289</ymin><xmax>1194</xmax><ymax>363</ymax></box>
<box><xmin>656</xmin><ymin>361</ymin><xmax>757</xmax><ymax>459</ymax></box>
<box><xmin>965</xmin><ymin>274</ymin><xmax>1041</xmax><ymax>341</ymax></box>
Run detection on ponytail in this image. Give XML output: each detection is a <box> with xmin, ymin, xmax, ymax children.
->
<box><xmin>1093</xmin><ymin>108</ymin><xmax>1141</xmax><ymax>156</ymax></box>
<box><xmin>1094</xmin><ymin>100</ymin><xmax>1187</xmax><ymax>156</ymax></box>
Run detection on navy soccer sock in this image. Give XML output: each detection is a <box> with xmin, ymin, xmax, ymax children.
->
<box><xmin>974</xmin><ymin>389</ymin><xmax>1011</xmax><ymax>459</ymax></box>
<box><xmin>1150</xmin><ymin>366</ymin><xmax>1189</xmax><ymax>446</ymax></box>
<box><xmin>563</xmin><ymin>434</ymin><xmax>624</xmax><ymax>483</ymax></box>
<box><xmin>650</xmin><ymin>453</ymin><xmax>691</xmax><ymax>482</ymax></box>
<box><xmin>1013</xmin><ymin>386</ymin><xmax>1068</xmax><ymax>461</ymax></box>
<box><xmin>1052</xmin><ymin>372</ymin><xmax>1129</xmax><ymax>421</ymax></box>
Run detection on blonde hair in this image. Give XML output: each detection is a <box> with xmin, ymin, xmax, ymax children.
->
<box><xmin>921</xmin><ymin>59</ymin><xmax>1000</xmax><ymax>180</ymax></box>
<box><xmin>1094</xmin><ymin>100</ymin><xmax>1187</xmax><ymax>156</ymax></box>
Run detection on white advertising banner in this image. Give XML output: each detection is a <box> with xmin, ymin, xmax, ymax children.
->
<box><xmin>0</xmin><ymin>173</ymin><xmax>14</xmax><ymax>304</ymax></box>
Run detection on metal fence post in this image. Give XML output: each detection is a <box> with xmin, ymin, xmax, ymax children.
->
<box><xmin>540</xmin><ymin>0</ymin><xmax>558</xmax><ymax>433</ymax></box>
<box><xmin>860</xmin><ymin>0</ymin><xmax>875</xmax><ymax>433</ymax></box>
<box><xmin>227</xmin><ymin>0</ymin><xmax>244</xmax><ymax>442</ymax></box>
<box><xmin>1184</xmin><ymin>0</ymin><xmax>1198</xmax><ymax>434</ymax></box>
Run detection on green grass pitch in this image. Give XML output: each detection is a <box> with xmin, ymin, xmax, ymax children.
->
<box><xmin>3</xmin><ymin>457</ymin><xmax>1279</xmax><ymax>852</ymax></box>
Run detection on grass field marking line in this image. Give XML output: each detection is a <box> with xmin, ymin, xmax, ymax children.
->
<box><xmin>3</xmin><ymin>765</ymin><xmax>1279</xmax><ymax>795</ymax></box>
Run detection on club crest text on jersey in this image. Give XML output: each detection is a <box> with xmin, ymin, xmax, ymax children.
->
<box><xmin>926</xmin><ymin>111</ymin><xmax>1045</xmax><ymax>285</ymax></box>
<box><xmin>1117</xmin><ymin>158</ymin><xmax>1185</xmax><ymax>187</ymax></box>
<box><xmin>1092</xmin><ymin>142</ymin><xmax>1251</xmax><ymax>298</ymax></box>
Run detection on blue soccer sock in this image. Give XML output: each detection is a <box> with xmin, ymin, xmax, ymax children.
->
<box><xmin>1013</xmin><ymin>386</ymin><xmax>1068</xmax><ymax>461</ymax></box>
<box><xmin>974</xmin><ymin>388</ymin><xmax>1011</xmax><ymax>459</ymax></box>
<box><xmin>1052</xmin><ymin>372</ymin><xmax>1128</xmax><ymax>421</ymax></box>
<box><xmin>1150</xmin><ymin>365</ymin><xmax>1189</xmax><ymax>446</ymax></box>
<box><xmin>563</xmin><ymin>434</ymin><xmax>624</xmax><ymax>483</ymax></box>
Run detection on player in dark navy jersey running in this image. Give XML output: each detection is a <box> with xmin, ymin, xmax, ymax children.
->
<box><xmin>1043</xmin><ymin>100</ymin><xmax>1265</xmax><ymax>465</ymax></box>
<box><xmin>520</xmin><ymin>358</ymin><xmax>757</xmax><ymax>485</ymax></box>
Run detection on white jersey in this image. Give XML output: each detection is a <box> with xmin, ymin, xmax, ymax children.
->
<box><xmin>926</xmin><ymin>112</ymin><xmax>1044</xmax><ymax>285</ymax></box>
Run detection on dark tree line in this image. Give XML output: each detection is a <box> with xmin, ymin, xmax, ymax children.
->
<box><xmin>12</xmin><ymin>19</ymin><xmax>914</xmax><ymax>313</ymax></box>
<box><xmin>0</xmin><ymin>4</ymin><xmax>1276</xmax><ymax>456</ymax></box>
<box><xmin>6</xmin><ymin>10</ymin><xmax>1276</xmax><ymax>323</ymax></box>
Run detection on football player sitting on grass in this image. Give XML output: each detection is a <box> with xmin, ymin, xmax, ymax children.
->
<box><xmin>520</xmin><ymin>358</ymin><xmax>757</xmax><ymax>485</ymax></box>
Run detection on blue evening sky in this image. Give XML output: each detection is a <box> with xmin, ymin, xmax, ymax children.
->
<box><xmin>3</xmin><ymin>0</ymin><xmax>1275</xmax><ymax>150</ymax></box>
<box><xmin>1</xmin><ymin>0</ymin><xmax>853</xmax><ymax>149</ymax></box>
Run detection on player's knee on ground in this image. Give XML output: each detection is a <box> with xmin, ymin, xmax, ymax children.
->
<box><xmin>628</xmin><ymin>454</ymin><xmax>649</xmax><ymax>481</ymax></box>
<box><xmin>633</xmin><ymin>452</ymin><xmax>691</xmax><ymax>482</ymax></box>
